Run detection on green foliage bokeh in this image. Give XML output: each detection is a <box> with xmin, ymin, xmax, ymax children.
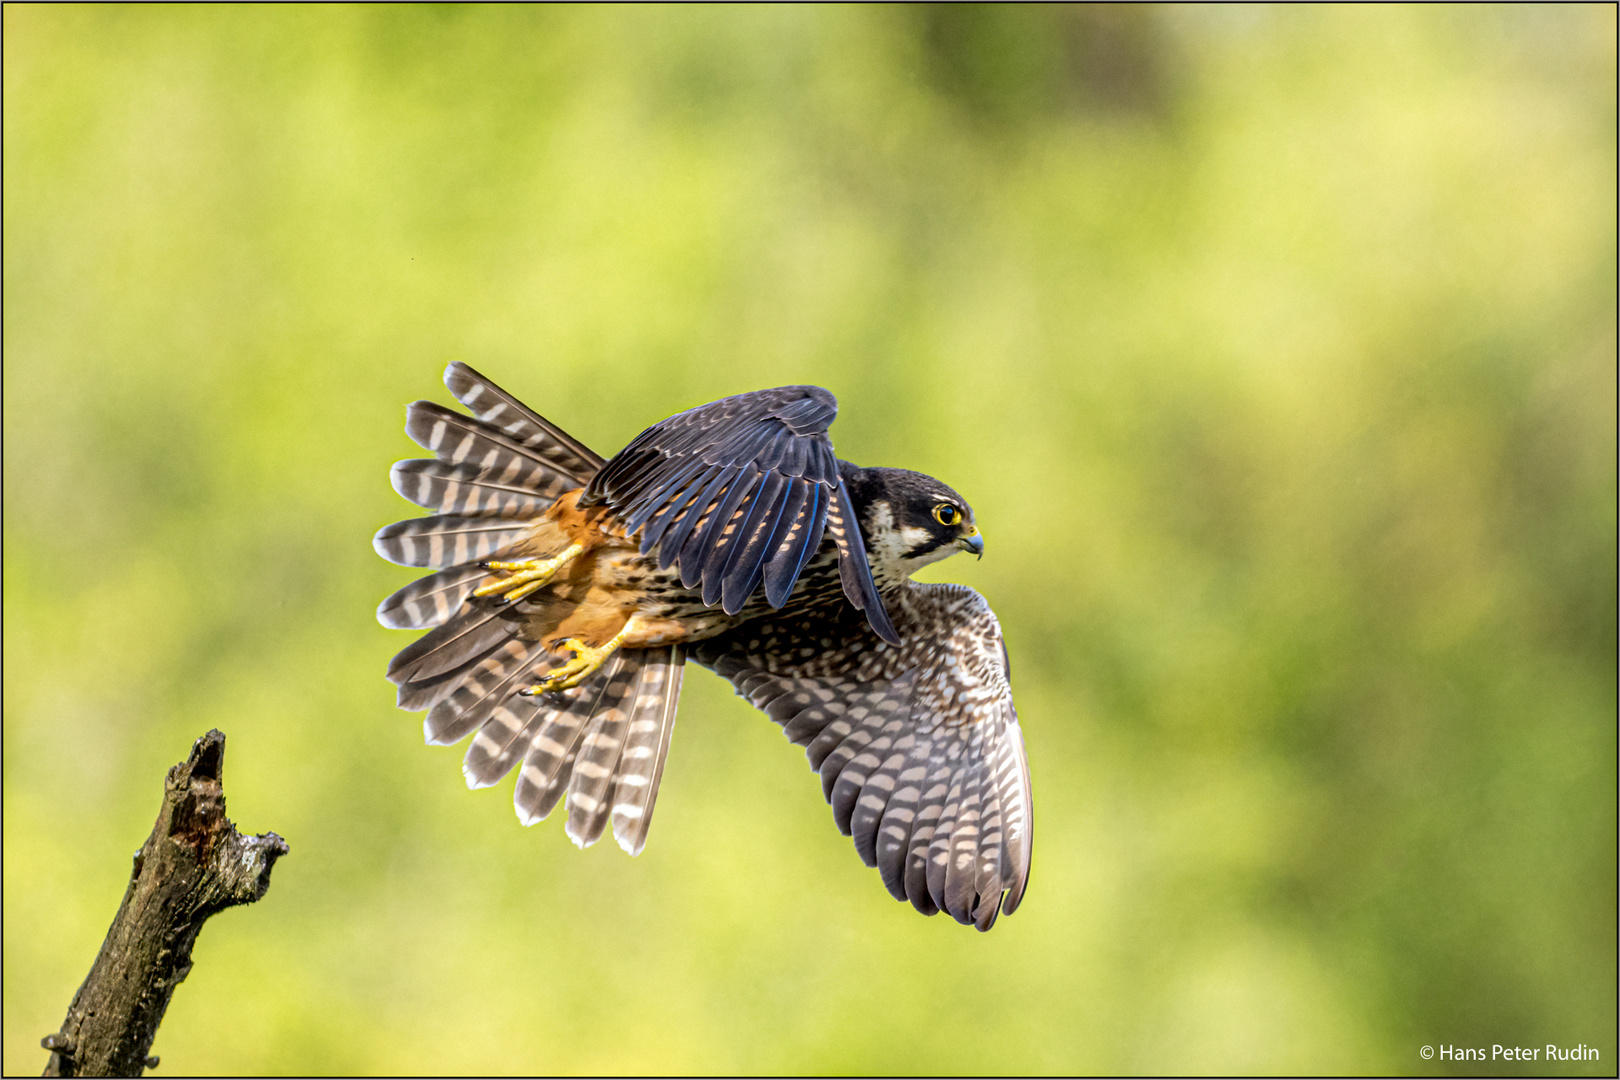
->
<box><xmin>4</xmin><ymin>6</ymin><xmax>1614</xmax><ymax>1075</ymax></box>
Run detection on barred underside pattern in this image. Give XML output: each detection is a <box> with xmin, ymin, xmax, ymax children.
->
<box><xmin>695</xmin><ymin>582</ymin><xmax>1032</xmax><ymax>931</ymax></box>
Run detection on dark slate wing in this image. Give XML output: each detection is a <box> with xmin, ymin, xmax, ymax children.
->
<box><xmin>583</xmin><ymin>386</ymin><xmax>899</xmax><ymax>644</ymax></box>
<box><xmin>692</xmin><ymin>582</ymin><xmax>1032</xmax><ymax>931</ymax></box>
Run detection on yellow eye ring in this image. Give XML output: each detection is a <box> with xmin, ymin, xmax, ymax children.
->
<box><xmin>933</xmin><ymin>503</ymin><xmax>961</xmax><ymax>527</ymax></box>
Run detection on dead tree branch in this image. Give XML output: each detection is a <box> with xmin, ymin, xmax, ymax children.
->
<box><xmin>42</xmin><ymin>729</ymin><xmax>289</xmax><ymax>1077</ymax></box>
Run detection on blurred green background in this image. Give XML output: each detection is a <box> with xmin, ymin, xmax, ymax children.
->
<box><xmin>5</xmin><ymin>5</ymin><xmax>1614</xmax><ymax>1075</ymax></box>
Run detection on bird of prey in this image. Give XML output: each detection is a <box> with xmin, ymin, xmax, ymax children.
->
<box><xmin>374</xmin><ymin>363</ymin><xmax>1032</xmax><ymax>930</ymax></box>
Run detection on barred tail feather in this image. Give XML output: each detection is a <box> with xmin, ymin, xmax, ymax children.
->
<box><xmin>443</xmin><ymin>362</ymin><xmax>605</xmax><ymax>481</ymax></box>
<box><xmin>383</xmin><ymin>368</ymin><xmax>696</xmax><ymax>854</ymax></box>
<box><xmin>386</xmin><ymin>605</ymin><xmax>520</xmax><ymax>686</ymax></box>
<box><xmin>411</xmin><ymin>638</ymin><xmax>547</xmax><ymax>738</ymax></box>
<box><xmin>514</xmin><ymin>662</ymin><xmax>627</xmax><ymax>825</ymax></box>
<box><xmin>496</xmin><ymin>648</ymin><xmax>687</xmax><ymax>857</ymax></box>
<box><xmin>395</xmin><ymin>638</ymin><xmax>512</xmax><ymax>713</ymax></box>
<box><xmin>404</xmin><ymin>399</ymin><xmax>590</xmax><ymax>498</ymax></box>
<box><xmin>390</xmin><ymin>458</ymin><xmax>556</xmax><ymax>519</ymax></box>
<box><xmin>427</xmin><ymin>638</ymin><xmax>552</xmax><ymax>748</ymax></box>
<box><xmin>373</xmin><ymin>515</ymin><xmax>535</xmax><ymax>568</ymax></box>
<box><xmin>462</xmin><ymin>700</ymin><xmax>545</xmax><ymax>789</ymax></box>
<box><xmin>377</xmin><ymin>565</ymin><xmax>487</xmax><ymax>630</ymax></box>
<box><xmin>609</xmin><ymin>646</ymin><xmax>685</xmax><ymax>856</ymax></box>
<box><xmin>563</xmin><ymin>647</ymin><xmax>688</xmax><ymax>851</ymax></box>
<box><xmin>564</xmin><ymin>664</ymin><xmax>639</xmax><ymax>848</ymax></box>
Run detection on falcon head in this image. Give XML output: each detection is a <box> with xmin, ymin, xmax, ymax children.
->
<box><xmin>841</xmin><ymin>465</ymin><xmax>983</xmax><ymax>583</ymax></box>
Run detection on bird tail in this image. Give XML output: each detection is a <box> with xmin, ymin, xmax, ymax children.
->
<box><xmin>375</xmin><ymin>363</ymin><xmax>687</xmax><ymax>855</ymax></box>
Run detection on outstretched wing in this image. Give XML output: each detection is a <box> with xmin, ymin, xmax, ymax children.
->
<box><xmin>692</xmin><ymin>583</ymin><xmax>1032</xmax><ymax>930</ymax></box>
<box><xmin>582</xmin><ymin>387</ymin><xmax>899</xmax><ymax>645</ymax></box>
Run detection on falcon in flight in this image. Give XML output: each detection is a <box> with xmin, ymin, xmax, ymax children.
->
<box><xmin>375</xmin><ymin>364</ymin><xmax>1032</xmax><ymax>930</ymax></box>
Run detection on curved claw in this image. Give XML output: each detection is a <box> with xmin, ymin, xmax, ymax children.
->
<box><xmin>474</xmin><ymin>543</ymin><xmax>584</xmax><ymax>603</ymax></box>
<box><xmin>519</xmin><ymin>623</ymin><xmax>633</xmax><ymax>695</ymax></box>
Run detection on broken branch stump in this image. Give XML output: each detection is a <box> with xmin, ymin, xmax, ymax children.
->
<box><xmin>42</xmin><ymin>729</ymin><xmax>289</xmax><ymax>1077</ymax></box>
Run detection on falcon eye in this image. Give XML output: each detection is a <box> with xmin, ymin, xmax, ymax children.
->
<box><xmin>932</xmin><ymin>503</ymin><xmax>961</xmax><ymax>527</ymax></box>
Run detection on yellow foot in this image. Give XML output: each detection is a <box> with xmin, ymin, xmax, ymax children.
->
<box><xmin>474</xmin><ymin>543</ymin><xmax>584</xmax><ymax>603</ymax></box>
<box><xmin>519</xmin><ymin>626</ymin><xmax>632</xmax><ymax>695</ymax></box>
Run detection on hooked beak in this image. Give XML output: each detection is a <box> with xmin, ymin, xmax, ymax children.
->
<box><xmin>958</xmin><ymin>525</ymin><xmax>984</xmax><ymax>560</ymax></box>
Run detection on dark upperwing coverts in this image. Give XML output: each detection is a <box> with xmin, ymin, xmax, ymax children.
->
<box><xmin>583</xmin><ymin>386</ymin><xmax>899</xmax><ymax>644</ymax></box>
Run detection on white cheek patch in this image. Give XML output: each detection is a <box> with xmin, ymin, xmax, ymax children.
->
<box><xmin>897</xmin><ymin>525</ymin><xmax>936</xmax><ymax>558</ymax></box>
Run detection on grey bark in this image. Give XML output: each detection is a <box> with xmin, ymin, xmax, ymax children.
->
<box><xmin>42</xmin><ymin>729</ymin><xmax>289</xmax><ymax>1077</ymax></box>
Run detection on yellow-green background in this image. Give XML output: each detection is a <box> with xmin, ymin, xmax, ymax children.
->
<box><xmin>5</xmin><ymin>5</ymin><xmax>1614</xmax><ymax>1075</ymax></box>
